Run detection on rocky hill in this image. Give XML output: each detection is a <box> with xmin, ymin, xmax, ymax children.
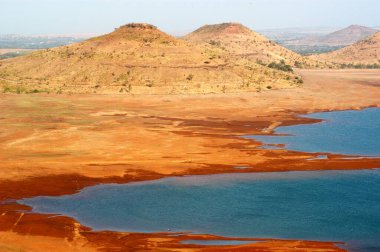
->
<box><xmin>0</xmin><ymin>23</ymin><xmax>300</xmax><ymax>94</ymax></box>
<box><xmin>183</xmin><ymin>23</ymin><xmax>319</xmax><ymax>68</ymax></box>
<box><xmin>310</xmin><ymin>32</ymin><xmax>380</xmax><ymax>65</ymax></box>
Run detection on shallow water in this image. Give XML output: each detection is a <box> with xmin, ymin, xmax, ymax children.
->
<box><xmin>246</xmin><ymin>108</ymin><xmax>380</xmax><ymax>156</ymax></box>
<box><xmin>21</xmin><ymin>169</ymin><xmax>380</xmax><ymax>252</ymax></box>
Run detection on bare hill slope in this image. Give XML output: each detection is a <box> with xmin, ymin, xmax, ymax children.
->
<box><xmin>183</xmin><ymin>23</ymin><xmax>319</xmax><ymax>67</ymax></box>
<box><xmin>0</xmin><ymin>23</ymin><xmax>300</xmax><ymax>94</ymax></box>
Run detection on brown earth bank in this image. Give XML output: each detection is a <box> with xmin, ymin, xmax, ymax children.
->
<box><xmin>0</xmin><ymin>69</ymin><xmax>380</xmax><ymax>251</ymax></box>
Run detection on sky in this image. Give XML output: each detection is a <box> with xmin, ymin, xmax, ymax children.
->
<box><xmin>1</xmin><ymin>0</ymin><xmax>379</xmax><ymax>36</ymax></box>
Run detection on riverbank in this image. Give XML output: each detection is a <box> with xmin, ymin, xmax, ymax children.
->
<box><xmin>1</xmin><ymin>69</ymin><xmax>379</xmax><ymax>251</ymax></box>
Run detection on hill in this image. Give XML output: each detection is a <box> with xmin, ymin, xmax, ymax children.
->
<box><xmin>280</xmin><ymin>25</ymin><xmax>378</xmax><ymax>55</ymax></box>
<box><xmin>183</xmin><ymin>23</ymin><xmax>319</xmax><ymax>68</ymax></box>
<box><xmin>310</xmin><ymin>32</ymin><xmax>380</xmax><ymax>65</ymax></box>
<box><xmin>286</xmin><ymin>25</ymin><xmax>378</xmax><ymax>47</ymax></box>
<box><xmin>0</xmin><ymin>23</ymin><xmax>300</xmax><ymax>94</ymax></box>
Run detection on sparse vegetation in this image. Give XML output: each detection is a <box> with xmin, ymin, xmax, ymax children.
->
<box><xmin>221</xmin><ymin>85</ymin><xmax>227</xmax><ymax>93</ymax></box>
<box><xmin>255</xmin><ymin>60</ymin><xmax>266</xmax><ymax>66</ymax></box>
<box><xmin>0</xmin><ymin>23</ymin><xmax>298</xmax><ymax>95</ymax></box>
<box><xmin>267</xmin><ymin>60</ymin><xmax>293</xmax><ymax>72</ymax></box>
<box><xmin>209</xmin><ymin>40</ymin><xmax>221</xmax><ymax>47</ymax></box>
<box><xmin>145</xmin><ymin>80</ymin><xmax>154</xmax><ymax>87</ymax></box>
<box><xmin>186</xmin><ymin>74</ymin><xmax>194</xmax><ymax>81</ymax></box>
<box><xmin>294</xmin><ymin>61</ymin><xmax>303</xmax><ymax>68</ymax></box>
<box><xmin>340</xmin><ymin>63</ymin><xmax>380</xmax><ymax>69</ymax></box>
<box><xmin>2</xmin><ymin>85</ymin><xmax>49</xmax><ymax>94</ymax></box>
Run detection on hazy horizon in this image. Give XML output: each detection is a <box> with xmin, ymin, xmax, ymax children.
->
<box><xmin>1</xmin><ymin>0</ymin><xmax>380</xmax><ymax>37</ymax></box>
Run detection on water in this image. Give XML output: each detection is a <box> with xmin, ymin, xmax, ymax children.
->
<box><xmin>245</xmin><ymin>108</ymin><xmax>380</xmax><ymax>156</ymax></box>
<box><xmin>21</xmin><ymin>169</ymin><xmax>380</xmax><ymax>252</ymax></box>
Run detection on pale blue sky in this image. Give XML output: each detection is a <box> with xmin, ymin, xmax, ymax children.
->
<box><xmin>1</xmin><ymin>0</ymin><xmax>379</xmax><ymax>36</ymax></box>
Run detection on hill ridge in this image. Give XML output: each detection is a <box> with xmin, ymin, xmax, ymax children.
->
<box><xmin>184</xmin><ymin>22</ymin><xmax>320</xmax><ymax>68</ymax></box>
<box><xmin>287</xmin><ymin>25</ymin><xmax>378</xmax><ymax>47</ymax></box>
<box><xmin>0</xmin><ymin>23</ymin><xmax>300</xmax><ymax>94</ymax></box>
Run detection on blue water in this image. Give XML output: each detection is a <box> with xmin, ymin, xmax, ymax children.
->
<box><xmin>246</xmin><ymin>108</ymin><xmax>380</xmax><ymax>156</ymax></box>
<box><xmin>21</xmin><ymin>170</ymin><xmax>380</xmax><ymax>252</ymax></box>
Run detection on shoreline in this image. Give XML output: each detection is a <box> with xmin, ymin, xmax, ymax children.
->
<box><xmin>1</xmin><ymin>116</ymin><xmax>378</xmax><ymax>252</ymax></box>
<box><xmin>1</xmin><ymin>201</ymin><xmax>348</xmax><ymax>252</ymax></box>
<box><xmin>1</xmin><ymin>69</ymin><xmax>380</xmax><ymax>251</ymax></box>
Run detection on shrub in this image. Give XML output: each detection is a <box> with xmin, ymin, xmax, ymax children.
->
<box><xmin>294</xmin><ymin>61</ymin><xmax>303</xmax><ymax>68</ymax></box>
<box><xmin>145</xmin><ymin>80</ymin><xmax>154</xmax><ymax>87</ymax></box>
<box><xmin>209</xmin><ymin>40</ymin><xmax>221</xmax><ymax>47</ymax></box>
<box><xmin>267</xmin><ymin>60</ymin><xmax>293</xmax><ymax>72</ymax></box>
<box><xmin>2</xmin><ymin>86</ymin><xmax>11</xmax><ymax>93</ymax></box>
<box><xmin>340</xmin><ymin>63</ymin><xmax>380</xmax><ymax>69</ymax></box>
<box><xmin>256</xmin><ymin>59</ymin><xmax>266</xmax><ymax>66</ymax></box>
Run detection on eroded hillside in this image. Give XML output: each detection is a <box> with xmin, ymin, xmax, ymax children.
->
<box><xmin>184</xmin><ymin>23</ymin><xmax>322</xmax><ymax>68</ymax></box>
<box><xmin>0</xmin><ymin>23</ymin><xmax>300</xmax><ymax>94</ymax></box>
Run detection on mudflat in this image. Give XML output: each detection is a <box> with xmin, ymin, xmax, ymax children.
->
<box><xmin>0</xmin><ymin>69</ymin><xmax>379</xmax><ymax>251</ymax></box>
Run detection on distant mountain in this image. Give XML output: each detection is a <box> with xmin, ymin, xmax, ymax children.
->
<box><xmin>259</xmin><ymin>27</ymin><xmax>337</xmax><ymax>42</ymax></box>
<box><xmin>311</xmin><ymin>32</ymin><xmax>380</xmax><ymax>65</ymax></box>
<box><xmin>0</xmin><ymin>34</ymin><xmax>85</xmax><ymax>49</ymax></box>
<box><xmin>0</xmin><ymin>49</ymin><xmax>34</xmax><ymax>60</ymax></box>
<box><xmin>0</xmin><ymin>23</ymin><xmax>299</xmax><ymax>94</ymax></box>
<box><xmin>183</xmin><ymin>23</ymin><xmax>319</xmax><ymax>67</ymax></box>
<box><xmin>286</xmin><ymin>25</ymin><xmax>379</xmax><ymax>47</ymax></box>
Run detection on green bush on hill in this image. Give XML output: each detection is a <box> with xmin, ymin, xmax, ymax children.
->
<box><xmin>208</xmin><ymin>40</ymin><xmax>221</xmax><ymax>47</ymax></box>
<box><xmin>267</xmin><ymin>60</ymin><xmax>293</xmax><ymax>72</ymax></box>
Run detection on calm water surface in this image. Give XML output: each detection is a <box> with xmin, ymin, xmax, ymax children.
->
<box><xmin>21</xmin><ymin>170</ymin><xmax>380</xmax><ymax>252</ymax></box>
<box><xmin>246</xmin><ymin>108</ymin><xmax>380</xmax><ymax>156</ymax></box>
